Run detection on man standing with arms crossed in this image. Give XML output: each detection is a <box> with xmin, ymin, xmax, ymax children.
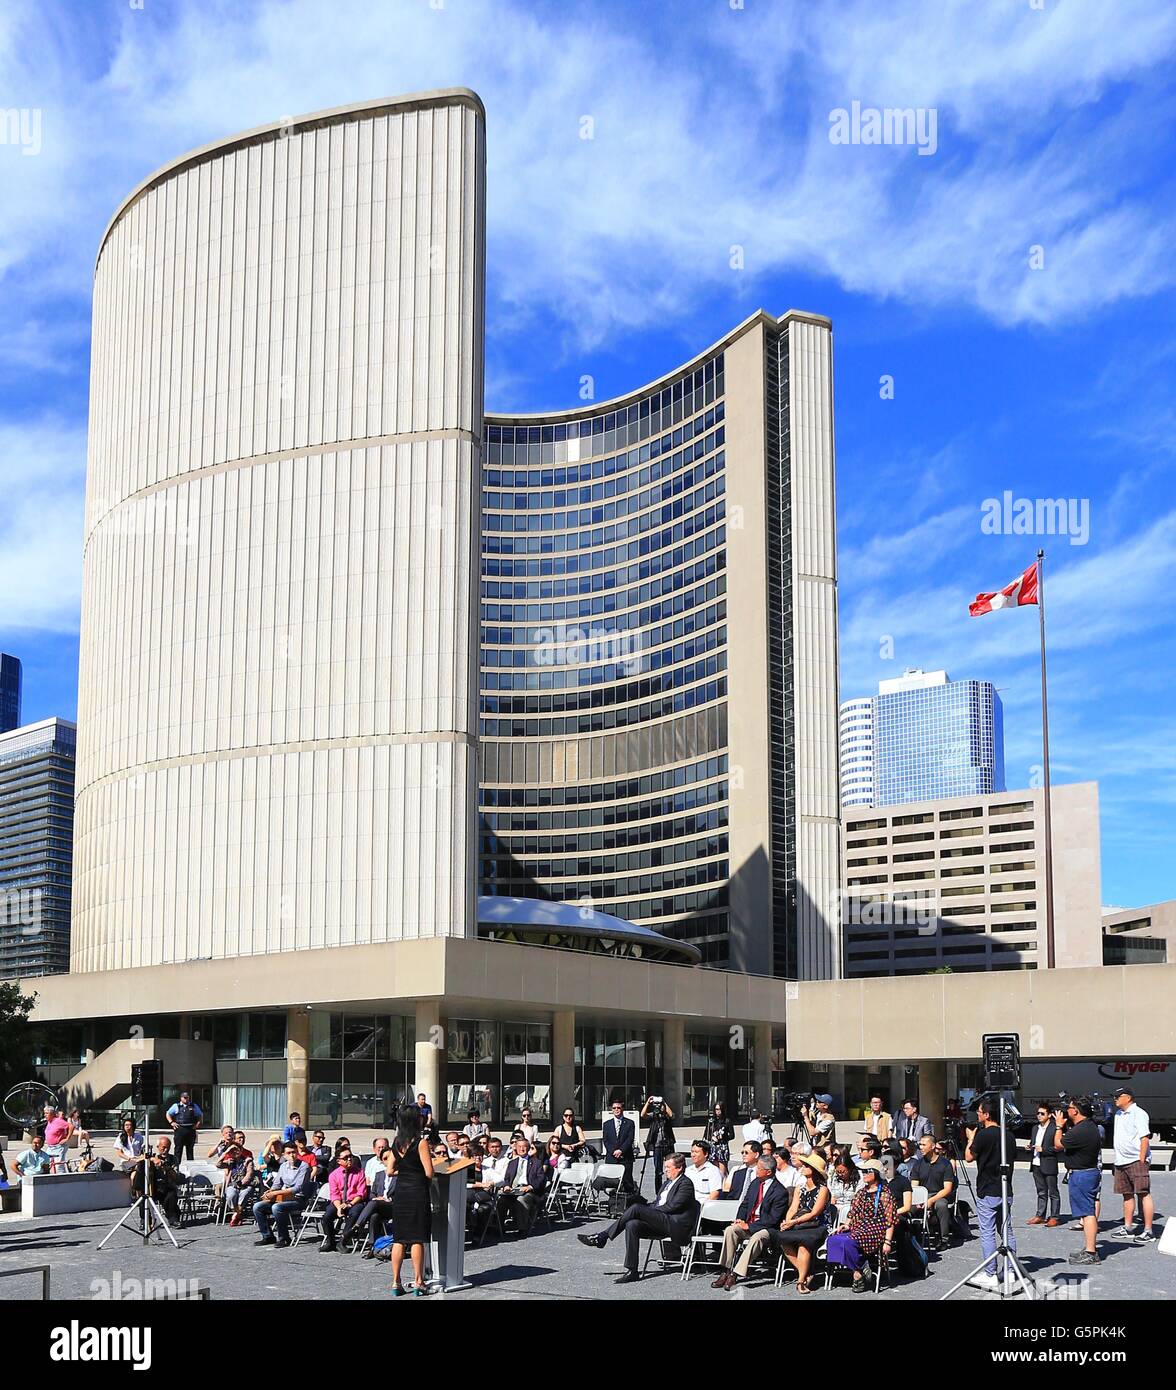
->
<box><xmin>1110</xmin><ymin>1085</ymin><xmax>1156</xmax><ymax>1244</ymax></box>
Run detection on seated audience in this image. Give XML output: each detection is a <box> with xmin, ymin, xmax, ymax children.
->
<box><xmin>130</xmin><ymin>1136</ymin><xmax>184</xmax><ymax>1223</ymax></box>
<box><xmin>320</xmin><ymin>1150</ymin><xmax>370</xmax><ymax>1252</ymax></box>
<box><xmin>495</xmin><ymin>1136</ymin><xmax>549</xmax><ymax>1236</ymax></box>
<box><xmin>721</xmin><ymin>1140</ymin><xmax>762</xmax><ymax>1200</ymax></box>
<box><xmin>543</xmin><ymin>1134</ymin><xmax>569</xmax><ymax>1179</ymax></box>
<box><xmin>11</xmin><ymin>1134</ymin><xmax>53</xmax><ymax>1182</ymax></box>
<box><xmin>826</xmin><ymin>1159</ymin><xmax>896</xmax><ymax>1293</ymax></box>
<box><xmin>515</xmin><ymin>1108</ymin><xmax>540</xmax><ymax>1147</ymax></box>
<box><xmin>463</xmin><ymin>1109</ymin><xmax>489</xmax><ymax>1141</ymax></box>
<box><xmin>254</xmin><ymin>1140</ymin><xmax>316</xmax><ymax>1247</ymax></box>
<box><xmin>364</xmin><ymin>1138</ymin><xmax>389</xmax><ymax>1184</ymax></box>
<box><xmin>829</xmin><ymin>1154</ymin><xmax>862</xmax><ymax>1223</ymax></box>
<box><xmin>909</xmin><ymin>1133</ymin><xmax>955</xmax><ymax>1247</ymax></box>
<box><xmin>113</xmin><ymin>1116</ymin><xmax>145</xmax><ymax>1173</ymax></box>
<box><xmin>685</xmin><ymin>1139</ymin><xmax>724</xmax><ymax>1200</ymax></box>
<box><xmin>207</xmin><ymin>1125</ymin><xmax>236</xmax><ymax>1160</ymax></box>
<box><xmin>222</xmin><ymin>1133</ymin><xmax>255</xmax><ymax>1226</ymax></box>
<box><xmin>776</xmin><ymin>1140</ymin><xmax>807</xmax><ymax>1191</ymax></box>
<box><xmin>711</xmin><ymin>1153</ymin><xmax>791</xmax><ymax>1291</ymax></box>
<box><xmin>773</xmin><ymin>1152</ymin><xmax>832</xmax><ymax>1293</ymax></box>
<box><xmin>577</xmin><ymin>1152</ymin><xmax>698</xmax><ymax>1284</ymax></box>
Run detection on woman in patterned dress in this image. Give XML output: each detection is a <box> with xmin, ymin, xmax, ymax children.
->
<box><xmin>825</xmin><ymin>1159</ymin><xmax>896</xmax><ymax>1293</ymax></box>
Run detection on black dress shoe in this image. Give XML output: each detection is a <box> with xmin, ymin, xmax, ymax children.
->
<box><xmin>320</xmin><ymin>1242</ymin><xmax>336</xmax><ymax>1253</ymax></box>
<box><xmin>275</xmin><ymin>1237</ymin><xmax>292</xmax><ymax>1248</ymax></box>
<box><xmin>254</xmin><ymin>1236</ymin><xmax>275</xmax><ymax>1246</ymax></box>
<box><xmin>578</xmin><ymin>1232</ymin><xmax>607</xmax><ymax>1249</ymax></box>
<box><xmin>615</xmin><ymin>1270</ymin><xmax>640</xmax><ymax>1284</ymax></box>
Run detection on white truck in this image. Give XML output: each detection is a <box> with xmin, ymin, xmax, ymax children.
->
<box><xmin>1018</xmin><ymin>1057</ymin><xmax>1176</xmax><ymax>1143</ymax></box>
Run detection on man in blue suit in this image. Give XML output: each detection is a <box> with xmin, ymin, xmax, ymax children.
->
<box><xmin>601</xmin><ymin>1100</ymin><xmax>637</xmax><ymax>1191</ymax></box>
<box><xmin>722</xmin><ymin>1139</ymin><xmax>763</xmax><ymax>1202</ymax></box>
<box><xmin>712</xmin><ymin>1154</ymin><xmax>790</xmax><ymax>1290</ymax></box>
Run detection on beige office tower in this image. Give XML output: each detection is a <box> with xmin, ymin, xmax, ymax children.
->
<box><xmin>479</xmin><ymin>311</ymin><xmax>841</xmax><ymax>978</ymax></box>
<box><xmin>72</xmin><ymin>92</ymin><xmax>486</xmax><ymax>971</ymax></box>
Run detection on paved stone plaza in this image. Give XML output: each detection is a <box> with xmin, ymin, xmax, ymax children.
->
<box><xmin>1</xmin><ymin>1168</ymin><xmax>1173</xmax><ymax>1303</ymax></box>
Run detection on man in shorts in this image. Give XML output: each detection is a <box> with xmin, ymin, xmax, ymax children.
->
<box><xmin>1111</xmin><ymin>1085</ymin><xmax>1155</xmax><ymax>1244</ymax></box>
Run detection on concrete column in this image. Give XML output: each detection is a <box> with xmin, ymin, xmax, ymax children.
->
<box><xmin>917</xmin><ymin>1059</ymin><xmax>947</xmax><ymax>1134</ymax></box>
<box><xmin>662</xmin><ymin>1018</ymin><xmax>685</xmax><ymax>1119</ymax></box>
<box><xmin>552</xmin><ymin>1010</ymin><xmax>575</xmax><ymax>1123</ymax></box>
<box><xmin>888</xmin><ymin>1065</ymin><xmax>906</xmax><ymax>1112</ymax></box>
<box><xmin>754</xmin><ymin>1024</ymin><xmax>772</xmax><ymax>1119</ymax></box>
<box><xmin>286</xmin><ymin>1007</ymin><xmax>310</xmax><ymax>1121</ymax></box>
<box><xmin>414</xmin><ymin>1000</ymin><xmax>444</xmax><ymax>1121</ymax></box>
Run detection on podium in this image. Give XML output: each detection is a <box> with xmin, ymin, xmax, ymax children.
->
<box><xmin>428</xmin><ymin>1159</ymin><xmax>473</xmax><ymax>1292</ymax></box>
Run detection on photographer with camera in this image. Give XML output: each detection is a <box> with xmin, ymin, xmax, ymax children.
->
<box><xmin>1052</xmin><ymin>1095</ymin><xmax>1102</xmax><ymax>1265</ymax></box>
<box><xmin>801</xmin><ymin>1093</ymin><xmax>836</xmax><ymax>1151</ymax></box>
<box><xmin>641</xmin><ymin>1094</ymin><xmax>676</xmax><ymax>1189</ymax></box>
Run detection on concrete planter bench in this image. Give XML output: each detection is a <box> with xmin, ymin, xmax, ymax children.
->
<box><xmin>20</xmin><ymin>1170</ymin><xmax>132</xmax><ymax>1218</ymax></box>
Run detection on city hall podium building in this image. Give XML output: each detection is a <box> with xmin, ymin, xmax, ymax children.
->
<box><xmin>26</xmin><ymin>90</ymin><xmax>844</xmax><ymax>1131</ymax></box>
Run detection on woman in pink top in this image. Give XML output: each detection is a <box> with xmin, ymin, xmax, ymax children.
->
<box><xmin>41</xmin><ymin>1106</ymin><xmax>73</xmax><ymax>1173</ymax></box>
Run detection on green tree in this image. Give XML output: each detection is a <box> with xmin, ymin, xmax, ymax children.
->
<box><xmin>0</xmin><ymin>980</ymin><xmax>37</xmax><ymax>1104</ymax></box>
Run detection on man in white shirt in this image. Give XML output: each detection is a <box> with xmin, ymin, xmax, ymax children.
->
<box><xmin>364</xmin><ymin>1137</ymin><xmax>389</xmax><ymax>1185</ymax></box>
<box><xmin>1111</xmin><ymin>1086</ymin><xmax>1155</xmax><ymax>1243</ymax></box>
<box><xmin>685</xmin><ymin>1140</ymin><xmax>724</xmax><ymax>1200</ymax></box>
<box><xmin>741</xmin><ymin>1112</ymin><xmax>770</xmax><ymax>1144</ymax></box>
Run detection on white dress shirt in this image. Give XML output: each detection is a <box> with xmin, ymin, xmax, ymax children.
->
<box><xmin>684</xmin><ymin>1161</ymin><xmax>723</xmax><ymax>1199</ymax></box>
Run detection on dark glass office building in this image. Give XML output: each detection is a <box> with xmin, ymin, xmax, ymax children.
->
<box><xmin>0</xmin><ymin>653</ymin><xmax>21</xmax><ymax>733</ymax></box>
<box><xmin>0</xmin><ymin>718</ymin><xmax>76</xmax><ymax>977</ymax></box>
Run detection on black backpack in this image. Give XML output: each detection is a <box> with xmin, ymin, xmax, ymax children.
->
<box><xmin>896</xmin><ymin>1223</ymin><xmax>929</xmax><ymax>1279</ymax></box>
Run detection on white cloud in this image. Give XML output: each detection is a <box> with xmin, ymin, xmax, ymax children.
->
<box><xmin>0</xmin><ymin>417</ymin><xmax>86</xmax><ymax>632</ymax></box>
<box><xmin>1</xmin><ymin>0</ymin><xmax>1174</xmax><ymax>357</ymax></box>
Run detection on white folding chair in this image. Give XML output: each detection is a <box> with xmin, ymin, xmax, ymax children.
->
<box><xmin>681</xmin><ymin>1197</ymin><xmax>740</xmax><ymax>1280</ymax></box>
<box><xmin>547</xmin><ymin>1163</ymin><xmax>591</xmax><ymax>1220</ymax></box>
<box><xmin>292</xmin><ymin>1190</ymin><xmax>330</xmax><ymax>1247</ymax></box>
<box><xmin>910</xmin><ymin>1182</ymin><xmax>930</xmax><ymax>1235</ymax></box>
<box><xmin>587</xmin><ymin>1162</ymin><xmax>627</xmax><ymax>1216</ymax></box>
<box><xmin>180</xmin><ymin>1164</ymin><xmax>223</xmax><ymax>1224</ymax></box>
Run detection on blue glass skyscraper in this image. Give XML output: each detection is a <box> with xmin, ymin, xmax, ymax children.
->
<box><xmin>840</xmin><ymin>669</ymin><xmax>1005</xmax><ymax>808</ymax></box>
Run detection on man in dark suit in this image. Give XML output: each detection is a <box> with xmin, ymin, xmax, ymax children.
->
<box><xmin>495</xmin><ymin>1136</ymin><xmax>549</xmax><ymax>1236</ymax></box>
<box><xmin>577</xmin><ymin>1153</ymin><xmax>699</xmax><ymax>1284</ymax></box>
<box><xmin>712</xmin><ymin>1155</ymin><xmax>790</xmax><ymax>1290</ymax></box>
<box><xmin>1026</xmin><ymin>1101</ymin><xmax>1061</xmax><ymax>1226</ymax></box>
<box><xmin>601</xmin><ymin>1100</ymin><xmax>637</xmax><ymax>1191</ymax></box>
<box><xmin>722</xmin><ymin>1139</ymin><xmax>763</xmax><ymax>1202</ymax></box>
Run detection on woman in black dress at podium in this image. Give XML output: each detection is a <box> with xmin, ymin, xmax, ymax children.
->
<box><xmin>389</xmin><ymin>1103</ymin><xmax>435</xmax><ymax>1296</ymax></box>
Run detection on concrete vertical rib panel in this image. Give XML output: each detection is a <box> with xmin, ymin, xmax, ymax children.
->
<box><xmin>73</xmin><ymin>92</ymin><xmax>485</xmax><ymax>972</ymax></box>
<box><xmin>787</xmin><ymin>319</ymin><xmax>841</xmax><ymax>978</ymax></box>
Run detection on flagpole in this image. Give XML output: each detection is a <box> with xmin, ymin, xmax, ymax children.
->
<box><xmin>1037</xmin><ymin>547</ymin><xmax>1055</xmax><ymax>970</ymax></box>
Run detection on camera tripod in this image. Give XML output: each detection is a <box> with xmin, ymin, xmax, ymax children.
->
<box><xmin>939</xmin><ymin>1132</ymin><xmax>977</xmax><ymax>1209</ymax></box>
<box><xmin>98</xmin><ymin>1112</ymin><xmax>179</xmax><ymax>1250</ymax></box>
<box><xmin>941</xmin><ymin>1094</ymin><xmax>1035</xmax><ymax>1301</ymax></box>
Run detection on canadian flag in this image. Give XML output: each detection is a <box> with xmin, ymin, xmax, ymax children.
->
<box><xmin>969</xmin><ymin>560</ymin><xmax>1039</xmax><ymax>616</ymax></box>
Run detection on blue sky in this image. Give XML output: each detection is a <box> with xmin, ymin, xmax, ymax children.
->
<box><xmin>1</xmin><ymin>0</ymin><xmax>1173</xmax><ymax>906</ymax></box>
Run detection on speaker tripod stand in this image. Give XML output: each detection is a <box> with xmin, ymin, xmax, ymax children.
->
<box><xmin>98</xmin><ymin>1113</ymin><xmax>179</xmax><ymax>1250</ymax></box>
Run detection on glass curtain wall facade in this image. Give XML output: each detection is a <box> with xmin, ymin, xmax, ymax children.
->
<box><xmin>480</xmin><ymin>311</ymin><xmax>841</xmax><ymax>979</ymax></box>
<box><xmin>0</xmin><ymin>718</ymin><xmax>76</xmax><ymax>978</ymax></box>
<box><xmin>873</xmin><ymin>679</ymin><xmax>1005</xmax><ymax>807</ymax></box>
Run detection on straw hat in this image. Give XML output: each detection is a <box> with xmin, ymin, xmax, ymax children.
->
<box><xmin>797</xmin><ymin>1152</ymin><xmax>827</xmax><ymax>1177</ymax></box>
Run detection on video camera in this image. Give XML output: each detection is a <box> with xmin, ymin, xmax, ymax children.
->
<box><xmin>778</xmin><ymin>1091</ymin><xmax>816</xmax><ymax>1125</ymax></box>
